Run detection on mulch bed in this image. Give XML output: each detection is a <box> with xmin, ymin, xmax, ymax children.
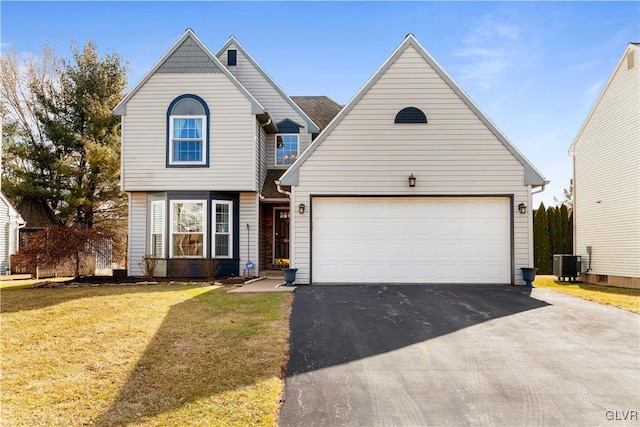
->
<box><xmin>32</xmin><ymin>275</ymin><xmax>259</xmax><ymax>288</ymax></box>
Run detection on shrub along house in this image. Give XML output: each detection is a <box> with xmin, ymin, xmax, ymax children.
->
<box><xmin>117</xmin><ymin>30</ymin><xmax>547</xmax><ymax>284</ymax></box>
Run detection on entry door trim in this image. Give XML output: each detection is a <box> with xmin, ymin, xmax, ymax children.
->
<box><xmin>273</xmin><ymin>207</ymin><xmax>290</xmax><ymax>266</ymax></box>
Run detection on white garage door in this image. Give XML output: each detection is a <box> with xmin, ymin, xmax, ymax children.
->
<box><xmin>312</xmin><ymin>197</ymin><xmax>511</xmax><ymax>284</ymax></box>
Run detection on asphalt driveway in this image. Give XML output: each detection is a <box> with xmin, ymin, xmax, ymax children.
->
<box><xmin>279</xmin><ymin>285</ymin><xmax>640</xmax><ymax>426</ymax></box>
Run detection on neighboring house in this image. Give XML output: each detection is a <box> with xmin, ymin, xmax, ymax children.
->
<box><xmin>0</xmin><ymin>191</ymin><xmax>25</xmax><ymax>275</ymax></box>
<box><xmin>15</xmin><ymin>197</ymin><xmax>58</xmax><ymax>248</ymax></box>
<box><xmin>569</xmin><ymin>43</ymin><xmax>640</xmax><ymax>289</ymax></box>
<box><xmin>280</xmin><ymin>34</ymin><xmax>547</xmax><ymax>285</ymax></box>
<box><xmin>116</xmin><ymin>29</ymin><xmax>547</xmax><ymax>284</ymax></box>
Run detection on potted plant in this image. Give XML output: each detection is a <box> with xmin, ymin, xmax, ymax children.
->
<box><xmin>283</xmin><ymin>268</ymin><xmax>298</xmax><ymax>287</ymax></box>
<box><xmin>521</xmin><ymin>267</ymin><xmax>538</xmax><ymax>288</ymax></box>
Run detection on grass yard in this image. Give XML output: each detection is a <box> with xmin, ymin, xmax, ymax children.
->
<box><xmin>534</xmin><ymin>275</ymin><xmax>640</xmax><ymax>314</ymax></box>
<box><xmin>1</xmin><ymin>284</ymin><xmax>292</xmax><ymax>426</ymax></box>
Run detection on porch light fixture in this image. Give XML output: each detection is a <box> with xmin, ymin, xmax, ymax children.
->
<box><xmin>298</xmin><ymin>203</ymin><xmax>305</xmax><ymax>214</ymax></box>
<box><xmin>408</xmin><ymin>174</ymin><xmax>417</xmax><ymax>187</ymax></box>
<box><xmin>518</xmin><ymin>203</ymin><xmax>527</xmax><ymax>214</ymax></box>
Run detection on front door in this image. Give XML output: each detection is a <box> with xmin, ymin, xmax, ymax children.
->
<box><xmin>274</xmin><ymin>208</ymin><xmax>290</xmax><ymax>268</ymax></box>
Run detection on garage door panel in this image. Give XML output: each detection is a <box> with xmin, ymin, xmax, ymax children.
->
<box><xmin>312</xmin><ymin>197</ymin><xmax>511</xmax><ymax>284</ymax></box>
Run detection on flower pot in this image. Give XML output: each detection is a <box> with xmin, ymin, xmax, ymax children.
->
<box><xmin>283</xmin><ymin>268</ymin><xmax>298</xmax><ymax>287</ymax></box>
<box><xmin>521</xmin><ymin>267</ymin><xmax>538</xmax><ymax>288</ymax></box>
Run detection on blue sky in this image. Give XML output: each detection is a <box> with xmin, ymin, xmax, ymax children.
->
<box><xmin>2</xmin><ymin>1</ymin><xmax>639</xmax><ymax>206</ymax></box>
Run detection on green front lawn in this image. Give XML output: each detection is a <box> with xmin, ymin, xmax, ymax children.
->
<box><xmin>534</xmin><ymin>275</ymin><xmax>640</xmax><ymax>314</ymax></box>
<box><xmin>1</xmin><ymin>284</ymin><xmax>292</xmax><ymax>426</ymax></box>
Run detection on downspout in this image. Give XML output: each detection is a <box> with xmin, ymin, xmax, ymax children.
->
<box><xmin>275</xmin><ymin>180</ymin><xmax>291</xmax><ymax>197</ymax></box>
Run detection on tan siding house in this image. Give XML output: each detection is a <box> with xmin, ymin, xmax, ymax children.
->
<box><xmin>569</xmin><ymin>43</ymin><xmax>640</xmax><ymax>289</ymax></box>
<box><xmin>117</xmin><ymin>30</ymin><xmax>546</xmax><ymax>284</ymax></box>
<box><xmin>115</xmin><ymin>29</ymin><xmax>326</xmax><ymax>277</ymax></box>
<box><xmin>280</xmin><ymin>35</ymin><xmax>546</xmax><ymax>285</ymax></box>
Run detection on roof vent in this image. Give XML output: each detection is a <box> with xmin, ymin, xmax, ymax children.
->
<box><xmin>395</xmin><ymin>107</ymin><xmax>427</xmax><ymax>124</ymax></box>
<box><xmin>228</xmin><ymin>49</ymin><xmax>237</xmax><ymax>66</ymax></box>
<box><xmin>627</xmin><ymin>51</ymin><xmax>635</xmax><ymax>70</ymax></box>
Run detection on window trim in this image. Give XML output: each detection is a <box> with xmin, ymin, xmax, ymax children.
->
<box><xmin>168</xmin><ymin>115</ymin><xmax>207</xmax><ymax>165</ymax></box>
<box><xmin>274</xmin><ymin>133</ymin><xmax>300</xmax><ymax>166</ymax></box>
<box><xmin>149</xmin><ymin>200</ymin><xmax>166</xmax><ymax>258</ymax></box>
<box><xmin>169</xmin><ymin>199</ymin><xmax>207</xmax><ymax>258</ymax></box>
<box><xmin>166</xmin><ymin>94</ymin><xmax>210</xmax><ymax>168</ymax></box>
<box><xmin>212</xmin><ymin>200</ymin><xmax>233</xmax><ymax>259</ymax></box>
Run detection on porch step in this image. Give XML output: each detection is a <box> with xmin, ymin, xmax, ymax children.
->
<box><xmin>262</xmin><ymin>270</ymin><xmax>284</xmax><ymax>279</ymax></box>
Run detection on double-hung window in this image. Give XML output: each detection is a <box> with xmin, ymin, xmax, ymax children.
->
<box><xmin>170</xmin><ymin>200</ymin><xmax>206</xmax><ymax>258</ymax></box>
<box><xmin>167</xmin><ymin>95</ymin><xmax>209</xmax><ymax>166</ymax></box>
<box><xmin>213</xmin><ymin>201</ymin><xmax>233</xmax><ymax>258</ymax></box>
<box><xmin>275</xmin><ymin>134</ymin><xmax>299</xmax><ymax>166</ymax></box>
<box><xmin>170</xmin><ymin>117</ymin><xmax>205</xmax><ymax>163</ymax></box>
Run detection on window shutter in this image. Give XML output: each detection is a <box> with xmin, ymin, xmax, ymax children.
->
<box><xmin>152</xmin><ymin>202</ymin><xmax>165</xmax><ymax>234</ymax></box>
<box><xmin>151</xmin><ymin>201</ymin><xmax>165</xmax><ymax>257</ymax></box>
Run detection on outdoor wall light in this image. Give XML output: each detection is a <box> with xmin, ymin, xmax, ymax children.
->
<box><xmin>408</xmin><ymin>174</ymin><xmax>417</xmax><ymax>187</ymax></box>
<box><xmin>298</xmin><ymin>203</ymin><xmax>305</xmax><ymax>214</ymax></box>
<box><xmin>518</xmin><ymin>203</ymin><xmax>527</xmax><ymax>214</ymax></box>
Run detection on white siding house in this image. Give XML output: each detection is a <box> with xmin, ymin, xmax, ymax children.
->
<box><xmin>569</xmin><ymin>43</ymin><xmax>640</xmax><ymax>289</ymax></box>
<box><xmin>0</xmin><ymin>191</ymin><xmax>25</xmax><ymax>275</ymax></box>
<box><xmin>280</xmin><ymin>35</ymin><xmax>547</xmax><ymax>285</ymax></box>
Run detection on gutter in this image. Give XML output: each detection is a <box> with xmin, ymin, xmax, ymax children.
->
<box><xmin>532</xmin><ymin>180</ymin><xmax>550</xmax><ymax>195</ymax></box>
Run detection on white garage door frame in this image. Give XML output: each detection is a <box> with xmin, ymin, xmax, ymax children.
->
<box><xmin>309</xmin><ymin>195</ymin><xmax>515</xmax><ymax>285</ymax></box>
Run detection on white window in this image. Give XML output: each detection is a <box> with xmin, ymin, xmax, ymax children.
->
<box><xmin>213</xmin><ymin>201</ymin><xmax>233</xmax><ymax>258</ymax></box>
<box><xmin>275</xmin><ymin>134</ymin><xmax>299</xmax><ymax>166</ymax></box>
<box><xmin>150</xmin><ymin>200</ymin><xmax>165</xmax><ymax>257</ymax></box>
<box><xmin>169</xmin><ymin>116</ymin><xmax>206</xmax><ymax>164</ymax></box>
<box><xmin>170</xmin><ymin>200</ymin><xmax>206</xmax><ymax>258</ymax></box>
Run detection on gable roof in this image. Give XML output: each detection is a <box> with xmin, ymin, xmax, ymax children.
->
<box><xmin>291</xmin><ymin>96</ymin><xmax>343</xmax><ymax>131</ymax></box>
<box><xmin>112</xmin><ymin>29</ymin><xmax>265</xmax><ymax>116</ymax></box>
<box><xmin>569</xmin><ymin>42</ymin><xmax>639</xmax><ymax>155</ymax></box>
<box><xmin>215</xmin><ymin>37</ymin><xmax>320</xmax><ymax>133</ymax></box>
<box><xmin>16</xmin><ymin>197</ymin><xmax>58</xmax><ymax>229</ymax></box>
<box><xmin>280</xmin><ymin>34</ymin><xmax>547</xmax><ymax>187</ymax></box>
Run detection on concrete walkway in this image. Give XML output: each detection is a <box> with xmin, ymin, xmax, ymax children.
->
<box><xmin>227</xmin><ymin>277</ymin><xmax>295</xmax><ymax>293</ymax></box>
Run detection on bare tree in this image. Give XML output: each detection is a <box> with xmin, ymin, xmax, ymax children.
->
<box><xmin>1</xmin><ymin>48</ymin><xmax>63</xmax><ymax>206</ymax></box>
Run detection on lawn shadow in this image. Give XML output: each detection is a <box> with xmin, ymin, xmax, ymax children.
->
<box><xmin>92</xmin><ymin>288</ymin><xmax>287</xmax><ymax>426</ymax></box>
<box><xmin>285</xmin><ymin>285</ymin><xmax>550</xmax><ymax>376</ymax></box>
<box><xmin>0</xmin><ymin>284</ymin><xmax>210</xmax><ymax>314</ymax></box>
<box><xmin>576</xmin><ymin>282</ymin><xmax>640</xmax><ymax>296</ymax></box>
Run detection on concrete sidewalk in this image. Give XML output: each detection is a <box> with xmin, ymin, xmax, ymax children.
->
<box><xmin>227</xmin><ymin>277</ymin><xmax>295</xmax><ymax>294</ymax></box>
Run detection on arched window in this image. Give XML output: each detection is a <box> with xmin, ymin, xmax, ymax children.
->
<box><xmin>394</xmin><ymin>107</ymin><xmax>427</xmax><ymax>124</ymax></box>
<box><xmin>167</xmin><ymin>94</ymin><xmax>210</xmax><ymax>167</ymax></box>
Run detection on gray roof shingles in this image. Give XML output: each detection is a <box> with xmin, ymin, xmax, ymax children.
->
<box><xmin>261</xmin><ymin>169</ymin><xmax>289</xmax><ymax>199</ymax></box>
